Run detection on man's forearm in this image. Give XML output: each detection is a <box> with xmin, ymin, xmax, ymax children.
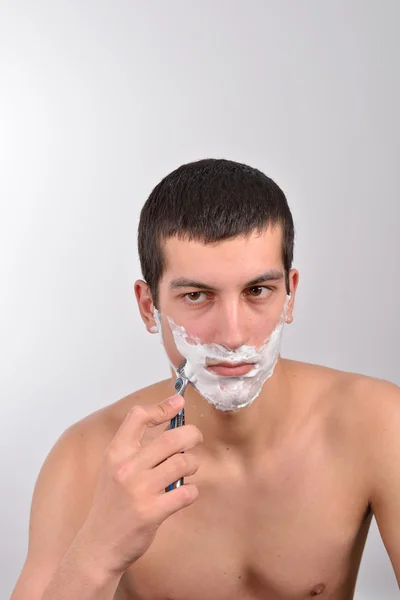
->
<box><xmin>41</xmin><ymin>536</ymin><xmax>122</xmax><ymax>600</ymax></box>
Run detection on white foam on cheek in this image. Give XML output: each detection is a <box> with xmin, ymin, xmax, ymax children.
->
<box><xmin>164</xmin><ymin>295</ymin><xmax>290</xmax><ymax>411</ymax></box>
<box><xmin>153</xmin><ymin>308</ymin><xmax>197</xmax><ymax>384</ymax></box>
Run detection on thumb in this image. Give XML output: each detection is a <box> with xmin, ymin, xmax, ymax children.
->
<box><xmin>150</xmin><ymin>394</ymin><xmax>185</xmax><ymax>427</ymax></box>
<box><xmin>111</xmin><ymin>395</ymin><xmax>185</xmax><ymax>453</ymax></box>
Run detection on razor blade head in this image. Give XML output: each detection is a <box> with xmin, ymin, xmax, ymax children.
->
<box><xmin>175</xmin><ymin>376</ymin><xmax>189</xmax><ymax>396</ymax></box>
<box><xmin>174</xmin><ymin>377</ymin><xmax>184</xmax><ymax>392</ymax></box>
<box><xmin>177</xmin><ymin>359</ymin><xmax>187</xmax><ymax>377</ymax></box>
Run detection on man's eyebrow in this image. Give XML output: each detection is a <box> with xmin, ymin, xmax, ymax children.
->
<box><xmin>169</xmin><ymin>270</ymin><xmax>284</xmax><ymax>292</ymax></box>
<box><xmin>245</xmin><ymin>269</ymin><xmax>284</xmax><ymax>286</ymax></box>
<box><xmin>169</xmin><ymin>278</ymin><xmax>219</xmax><ymax>292</ymax></box>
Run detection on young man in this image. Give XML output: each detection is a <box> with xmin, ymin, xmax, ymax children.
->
<box><xmin>11</xmin><ymin>159</ymin><xmax>400</xmax><ymax>600</ymax></box>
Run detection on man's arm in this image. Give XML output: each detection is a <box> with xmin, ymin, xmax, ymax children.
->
<box><xmin>10</xmin><ymin>420</ymin><xmax>121</xmax><ymax>600</ymax></box>
<box><xmin>367</xmin><ymin>379</ymin><xmax>400</xmax><ymax>586</ymax></box>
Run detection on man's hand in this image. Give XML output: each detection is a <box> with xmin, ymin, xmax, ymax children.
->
<box><xmin>74</xmin><ymin>394</ymin><xmax>203</xmax><ymax>577</ymax></box>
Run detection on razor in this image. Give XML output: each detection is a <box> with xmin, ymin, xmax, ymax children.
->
<box><xmin>166</xmin><ymin>360</ymin><xmax>190</xmax><ymax>492</ymax></box>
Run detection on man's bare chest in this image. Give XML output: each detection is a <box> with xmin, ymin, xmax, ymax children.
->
<box><xmin>118</xmin><ymin>430</ymin><xmax>372</xmax><ymax>600</ymax></box>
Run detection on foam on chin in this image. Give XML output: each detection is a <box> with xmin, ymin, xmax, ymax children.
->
<box><xmin>154</xmin><ymin>295</ymin><xmax>290</xmax><ymax>411</ymax></box>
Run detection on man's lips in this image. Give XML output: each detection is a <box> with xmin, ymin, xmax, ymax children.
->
<box><xmin>206</xmin><ymin>362</ymin><xmax>255</xmax><ymax>376</ymax></box>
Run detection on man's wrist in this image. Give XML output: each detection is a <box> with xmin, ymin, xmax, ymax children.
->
<box><xmin>67</xmin><ymin>527</ymin><xmax>124</xmax><ymax>589</ymax></box>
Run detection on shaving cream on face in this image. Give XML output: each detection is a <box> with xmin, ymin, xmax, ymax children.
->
<box><xmin>154</xmin><ymin>296</ymin><xmax>290</xmax><ymax>412</ymax></box>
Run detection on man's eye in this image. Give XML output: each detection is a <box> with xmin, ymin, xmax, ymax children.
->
<box><xmin>247</xmin><ymin>286</ymin><xmax>270</xmax><ymax>298</ymax></box>
<box><xmin>184</xmin><ymin>292</ymin><xmax>206</xmax><ymax>303</ymax></box>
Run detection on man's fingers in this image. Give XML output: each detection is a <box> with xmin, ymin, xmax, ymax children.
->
<box><xmin>155</xmin><ymin>483</ymin><xmax>200</xmax><ymax>522</ymax></box>
<box><xmin>138</xmin><ymin>424</ymin><xmax>203</xmax><ymax>470</ymax></box>
<box><xmin>109</xmin><ymin>396</ymin><xmax>184</xmax><ymax>455</ymax></box>
<box><xmin>150</xmin><ymin>452</ymin><xmax>200</xmax><ymax>493</ymax></box>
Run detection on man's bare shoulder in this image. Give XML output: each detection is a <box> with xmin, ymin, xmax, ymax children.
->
<box><xmin>325</xmin><ymin>364</ymin><xmax>399</xmax><ymax>428</ymax></box>
<box><xmin>65</xmin><ymin>378</ymin><xmax>176</xmax><ymax>450</ymax></box>
<box><xmin>103</xmin><ymin>378</ymin><xmax>176</xmax><ymax>428</ymax></box>
<box><xmin>284</xmin><ymin>357</ymin><xmax>398</xmax><ymax>400</ymax></box>
<box><xmin>339</xmin><ymin>369</ymin><xmax>400</xmax><ymax>439</ymax></box>
<box><xmin>289</xmin><ymin>359</ymin><xmax>399</xmax><ymax>450</ymax></box>
<box><xmin>283</xmin><ymin>358</ymin><xmax>399</xmax><ymax>432</ymax></box>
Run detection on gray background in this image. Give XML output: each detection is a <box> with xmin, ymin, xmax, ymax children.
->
<box><xmin>1</xmin><ymin>1</ymin><xmax>399</xmax><ymax>598</ymax></box>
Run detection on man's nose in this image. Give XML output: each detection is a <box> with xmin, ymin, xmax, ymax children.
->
<box><xmin>214</xmin><ymin>301</ymin><xmax>248</xmax><ymax>350</ymax></box>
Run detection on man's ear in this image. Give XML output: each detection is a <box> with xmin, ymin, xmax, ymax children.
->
<box><xmin>285</xmin><ymin>269</ymin><xmax>299</xmax><ymax>324</ymax></box>
<box><xmin>134</xmin><ymin>280</ymin><xmax>158</xmax><ymax>333</ymax></box>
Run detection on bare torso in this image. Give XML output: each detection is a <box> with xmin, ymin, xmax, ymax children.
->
<box><xmin>84</xmin><ymin>359</ymin><xmax>374</xmax><ymax>600</ymax></box>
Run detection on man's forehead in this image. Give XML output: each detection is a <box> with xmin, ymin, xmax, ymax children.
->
<box><xmin>161</xmin><ymin>228</ymin><xmax>284</xmax><ymax>285</ymax></box>
<box><xmin>163</xmin><ymin>227</ymin><xmax>282</xmax><ymax>255</ymax></box>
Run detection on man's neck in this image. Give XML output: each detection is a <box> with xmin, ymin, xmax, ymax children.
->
<box><xmin>177</xmin><ymin>357</ymin><xmax>300</xmax><ymax>463</ymax></box>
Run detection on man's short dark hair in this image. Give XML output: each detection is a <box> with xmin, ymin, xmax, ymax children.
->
<box><xmin>138</xmin><ymin>158</ymin><xmax>295</xmax><ymax>308</ymax></box>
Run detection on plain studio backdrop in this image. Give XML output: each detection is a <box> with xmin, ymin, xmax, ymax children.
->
<box><xmin>0</xmin><ymin>1</ymin><xmax>399</xmax><ymax>598</ymax></box>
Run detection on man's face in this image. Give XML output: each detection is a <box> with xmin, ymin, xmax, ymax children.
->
<box><xmin>155</xmin><ymin>225</ymin><xmax>297</xmax><ymax>372</ymax></box>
